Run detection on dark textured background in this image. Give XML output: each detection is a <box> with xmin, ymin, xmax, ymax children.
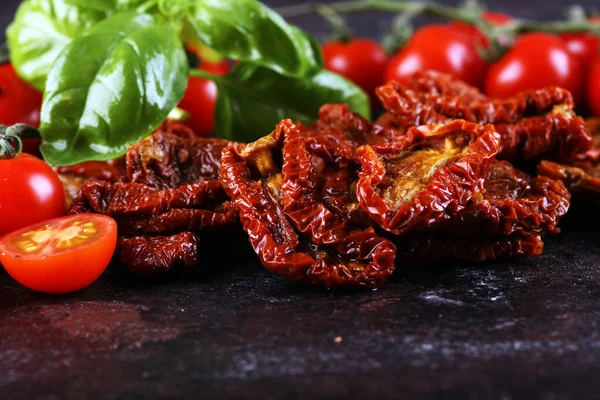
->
<box><xmin>2</xmin><ymin>1</ymin><xmax>600</xmax><ymax>399</ymax></box>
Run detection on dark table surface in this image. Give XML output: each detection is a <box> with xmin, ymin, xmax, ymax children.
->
<box><xmin>2</xmin><ymin>1</ymin><xmax>600</xmax><ymax>399</ymax></box>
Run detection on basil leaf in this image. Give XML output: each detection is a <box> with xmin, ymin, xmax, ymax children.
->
<box><xmin>40</xmin><ymin>12</ymin><xmax>189</xmax><ymax>166</ymax></box>
<box><xmin>6</xmin><ymin>0</ymin><xmax>107</xmax><ymax>91</ymax></box>
<box><xmin>211</xmin><ymin>65</ymin><xmax>370</xmax><ymax>142</ymax></box>
<box><xmin>185</xmin><ymin>0</ymin><xmax>322</xmax><ymax>78</ymax></box>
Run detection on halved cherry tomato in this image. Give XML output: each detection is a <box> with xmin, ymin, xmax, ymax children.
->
<box><xmin>484</xmin><ymin>33</ymin><xmax>584</xmax><ymax>102</ymax></box>
<box><xmin>451</xmin><ymin>11</ymin><xmax>512</xmax><ymax>49</ymax></box>
<box><xmin>384</xmin><ymin>24</ymin><xmax>488</xmax><ymax>88</ymax></box>
<box><xmin>0</xmin><ymin>214</ymin><xmax>117</xmax><ymax>294</ymax></box>
<box><xmin>178</xmin><ymin>60</ymin><xmax>229</xmax><ymax>136</ymax></box>
<box><xmin>322</xmin><ymin>38</ymin><xmax>388</xmax><ymax>101</ymax></box>
<box><xmin>0</xmin><ymin>153</ymin><xmax>65</xmax><ymax>236</ymax></box>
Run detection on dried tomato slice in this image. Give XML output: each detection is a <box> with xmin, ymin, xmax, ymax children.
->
<box><xmin>117</xmin><ymin>232</ymin><xmax>201</xmax><ymax>274</ymax></box>
<box><xmin>376</xmin><ymin>72</ymin><xmax>593</xmax><ymax>161</ymax></box>
<box><xmin>220</xmin><ymin>120</ymin><xmax>396</xmax><ymax>288</ymax></box>
<box><xmin>396</xmin><ymin>232</ymin><xmax>544</xmax><ymax>265</ymax></box>
<box><xmin>69</xmin><ymin>180</ymin><xmax>225</xmax><ymax>217</ymax></box>
<box><xmin>537</xmin><ymin>118</ymin><xmax>600</xmax><ymax>199</ymax></box>
<box><xmin>433</xmin><ymin>161</ymin><xmax>570</xmax><ymax>236</ymax></box>
<box><xmin>356</xmin><ymin>120</ymin><xmax>500</xmax><ymax>235</ymax></box>
<box><xmin>407</xmin><ymin>70</ymin><xmax>487</xmax><ymax>101</ymax></box>
<box><xmin>126</xmin><ymin>130</ymin><xmax>234</xmax><ymax>189</ymax></box>
<box><xmin>117</xmin><ymin>206</ymin><xmax>237</xmax><ymax>235</ymax></box>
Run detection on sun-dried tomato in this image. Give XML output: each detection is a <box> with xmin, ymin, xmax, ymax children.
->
<box><xmin>69</xmin><ymin>180</ymin><xmax>225</xmax><ymax>217</ymax></box>
<box><xmin>376</xmin><ymin>72</ymin><xmax>593</xmax><ymax>161</ymax></box>
<box><xmin>431</xmin><ymin>161</ymin><xmax>570</xmax><ymax>236</ymax></box>
<box><xmin>537</xmin><ymin>118</ymin><xmax>600</xmax><ymax>199</ymax></box>
<box><xmin>117</xmin><ymin>232</ymin><xmax>201</xmax><ymax>275</ymax></box>
<box><xmin>395</xmin><ymin>232</ymin><xmax>544</xmax><ymax>265</ymax></box>
<box><xmin>117</xmin><ymin>206</ymin><xmax>238</xmax><ymax>235</ymax></box>
<box><xmin>356</xmin><ymin>119</ymin><xmax>501</xmax><ymax>235</ymax></box>
<box><xmin>407</xmin><ymin>70</ymin><xmax>487</xmax><ymax>101</ymax></box>
<box><xmin>220</xmin><ymin>119</ymin><xmax>396</xmax><ymax>288</ymax></box>
<box><xmin>126</xmin><ymin>130</ymin><xmax>234</xmax><ymax>190</ymax></box>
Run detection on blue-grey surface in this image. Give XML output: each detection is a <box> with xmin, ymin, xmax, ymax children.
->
<box><xmin>2</xmin><ymin>1</ymin><xmax>600</xmax><ymax>400</ymax></box>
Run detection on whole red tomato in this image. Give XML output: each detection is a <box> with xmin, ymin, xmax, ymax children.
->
<box><xmin>0</xmin><ymin>64</ymin><xmax>44</xmax><ymax>155</ymax></box>
<box><xmin>451</xmin><ymin>11</ymin><xmax>512</xmax><ymax>49</ymax></box>
<box><xmin>322</xmin><ymin>38</ymin><xmax>388</xmax><ymax>100</ymax></box>
<box><xmin>178</xmin><ymin>60</ymin><xmax>229</xmax><ymax>136</ymax></box>
<box><xmin>587</xmin><ymin>56</ymin><xmax>600</xmax><ymax>116</ymax></box>
<box><xmin>559</xmin><ymin>33</ymin><xmax>599</xmax><ymax>67</ymax></box>
<box><xmin>0</xmin><ymin>64</ymin><xmax>42</xmax><ymax>127</ymax></box>
<box><xmin>485</xmin><ymin>33</ymin><xmax>584</xmax><ymax>102</ymax></box>
<box><xmin>384</xmin><ymin>24</ymin><xmax>487</xmax><ymax>88</ymax></box>
<box><xmin>0</xmin><ymin>152</ymin><xmax>65</xmax><ymax>237</ymax></box>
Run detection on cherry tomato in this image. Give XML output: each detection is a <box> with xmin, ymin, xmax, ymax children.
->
<box><xmin>0</xmin><ymin>214</ymin><xmax>117</xmax><ymax>293</ymax></box>
<box><xmin>384</xmin><ymin>24</ymin><xmax>487</xmax><ymax>88</ymax></box>
<box><xmin>0</xmin><ymin>64</ymin><xmax>43</xmax><ymax>128</ymax></box>
<box><xmin>484</xmin><ymin>33</ymin><xmax>584</xmax><ymax>102</ymax></box>
<box><xmin>587</xmin><ymin>56</ymin><xmax>600</xmax><ymax>116</ymax></box>
<box><xmin>0</xmin><ymin>153</ymin><xmax>65</xmax><ymax>237</ymax></box>
<box><xmin>559</xmin><ymin>33</ymin><xmax>599</xmax><ymax>67</ymax></box>
<box><xmin>178</xmin><ymin>60</ymin><xmax>229</xmax><ymax>136</ymax></box>
<box><xmin>322</xmin><ymin>38</ymin><xmax>388</xmax><ymax>100</ymax></box>
<box><xmin>451</xmin><ymin>11</ymin><xmax>512</xmax><ymax>49</ymax></box>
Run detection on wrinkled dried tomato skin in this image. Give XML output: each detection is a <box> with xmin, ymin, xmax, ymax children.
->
<box><xmin>356</xmin><ymin>120</ymin><xmax>501</xmax><ymax>235</ymax></box>
<box><xmin>68</xmin><ymin>129</ymin><xmax>237</xmax><ymax>275</ymax></box>
<box><xmin>70</xmin><ymin>180</ymin><xmax>226</xmax><ymax>217</ymax></box>
<box><xmin>396</xmin><ymin>233</ymin><xmax>544</xmax><ymax>265</ymax></box>
<box><xmin>220</xmin><ymin>120</ymin><xmax>396</xmax><ymax>288</ymax></box>
<box><xmin>117</xmin><ymin>232</ymin><xmax>201</xmax><ymax>275</ymax></box>
<box><xmin>537</xmin><ymin>118</ymin><xmax>600</xmax><ymax>200</ymax></box>
<box><xmin>433</xmin><ymin>161</ymin><xmax>570</xmax><ymax>236</ymax></box>
<box><xmin>126</xmin><ymin>130</ymin><xmax>233</xmax><ymax>190</ymax></box>
<box><xmin>376</xmin><ymin>71</ymin><xmax>593</xmax><ymax>161</ymax></box>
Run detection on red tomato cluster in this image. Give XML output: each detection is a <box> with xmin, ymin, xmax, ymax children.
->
<box><xmin>322</xmin><ymin>13</ymin><xmax>600</xmax><ymax>116</ymax></box>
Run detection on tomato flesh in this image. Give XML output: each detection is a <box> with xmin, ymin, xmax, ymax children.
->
<box><xmin>0</xmin><ymin>214</ymin><xmax>117</xmax><ymax>294</ymax></box>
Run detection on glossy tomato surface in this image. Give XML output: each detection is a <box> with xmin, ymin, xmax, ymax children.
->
<box><xmin>178</xmin><ymin>61</ymin><xmax>229</xmax><ymax>136</ymax></box>
<box><xmin>322</xmin><ymin>38</ymin><xmax>388</xmax><ymax>100</ymax></box>
<box><xmin>0</xmin><ymin>64</ymin><xmax>43</xmax><ymax>127</ymax></box>
<box><xmin>588</xmin><ymin>56</ymin><xmax>600</xmax><ymax>116</ymax></box>
<box><xmin>0</xmin><ymin>153</ymin><xmax>65</xmax><ymax>236</ymax></box>
<box><xmin>0</xmin><ymin>214</ymin><xmax>117</xmax><ymax>294</ymax></box>
<box><xmin>485</xmin><ymin>33</ymin><xmax>584</xmax><ymax>102</ymax></box>
<box><xmin>384</xmin><ymin>24</ymin><xmax>487</xmax><ymax>88</ymax></box>
<box><xmin>559</xmin><ymin>33</ymin><xmax>599</xmax><ymax>67</ymax></box>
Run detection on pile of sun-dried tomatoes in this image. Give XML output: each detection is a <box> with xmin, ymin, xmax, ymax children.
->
<box><xmin>59</xmin><ymin>71</ymin><xmax>600</xmax><ymax>288</ymax></box>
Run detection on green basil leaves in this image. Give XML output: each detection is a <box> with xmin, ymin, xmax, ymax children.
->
<box><xmin>208</xmin><ymin>65</ymin><xmax>370</xmax><ymax>142</ymax></box>
<box><xmin>184</xmin><ymin>0</ymin><xmax>323</xmax><ymax>78</ymax></box>
<box><xmin>40</xmin><ymin>12</ymin><xmax>188</xmax><ymax>166</ymax></box>
<box><xmin>7</xmin><ymin>0</ymin><xmax>107</xmax><ymax>90</ymax></box>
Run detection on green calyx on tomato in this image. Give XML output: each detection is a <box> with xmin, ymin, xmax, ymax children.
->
<box><xmin>7</xmin><ymin>0</ymin><xmax>369</xmax><ymax>166</ymax></box>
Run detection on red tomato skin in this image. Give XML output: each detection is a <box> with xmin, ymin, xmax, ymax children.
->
<box><xmin>384</xmin><ymin>24</ymin><xmax>488</xmax><ymax>88</ymax></box>
<box><xmin>451</xmin><ymin>11</ymin><xmax>512</xmax><ymax>49</ymax></box>
<box><xmin>178</xmin><ymin>61</ymin><xmax>229</xmax><ymax>136</ymax></box>
<box><xmin>0</xmin><ymin>64</ymin><xmax>43</xmax><ymax>128</ymax></box>
<box><xmin>484</xmin><ymin>33</ymin><xmax>585</xmax><ymax>102</ymax></box>
<box><xmin>588</xmin><ymin>56</ymin><xmax>600</xmax><ymax>117</ymax></box>
<box><xmin>322</xmin><ymin>39</ymin><xmax>388</xmax><ymax>100</ymax></box>
<box><xmin>0</xmin><ymin>214</ymin><xmax>117</xmax><ymax>294</ymax></box>
<box><xmin>559</xmin><ymin>33</ymin><xmax>599</xmax><ymax>66</ymax></box>
<box><xmin>0</xmin><ymin>153</ymin><xmax>65</xmax><ymax>237</ymax></box>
